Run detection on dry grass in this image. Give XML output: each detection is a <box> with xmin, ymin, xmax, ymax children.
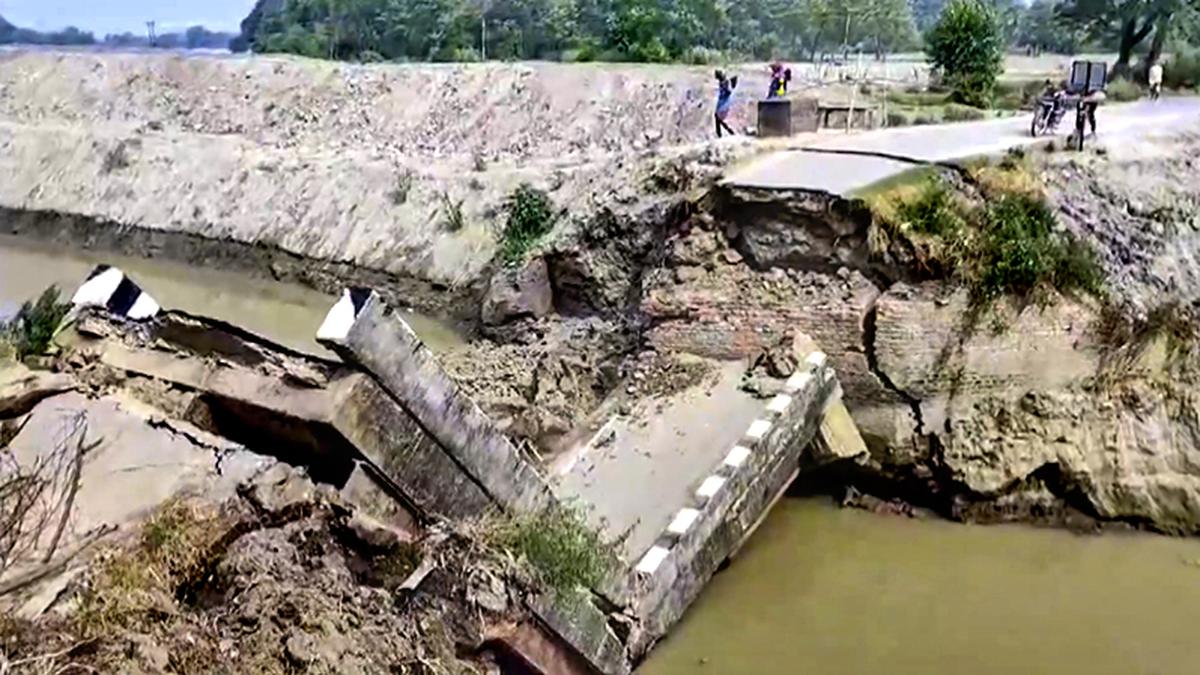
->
<box><xmin>970</xmin><ymin>149</ymin><xmax>1044</xmax><ymax>199</ymax></box>
<box><xmin>73</xmin><ymin>500</ymin><xmax>231</xmax><ymax>637</ymax></box>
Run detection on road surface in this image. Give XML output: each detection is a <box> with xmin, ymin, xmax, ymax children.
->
<box><xmin>725</xmin><ymin>97</ymin><xmax>1200</xmax><ymax>194</ymax></box>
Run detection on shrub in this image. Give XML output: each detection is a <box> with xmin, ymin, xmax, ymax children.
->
<box><xmin>886</xmin><ymin>111</ymin><xmax>910</xmax><ymax>127</ymax></box>
<box><xmin>1</xmin><ymin>286</ymin><xmax>71</xmax><ymax>359</ymax></box>
<box><xmin>871</xmin><ymin>176</ymin><xmax>1104</xmax><ymax>305</ymax></box>
<box><xmin>1106</xmin><ymin>77</ymin><xmax>1142</xmax><ymax>102</ymax></box>
<box><xmin>926</xmin><ymin>0</ymin><xmax>1004</xmax><ymax>108</ymax></box>
<box><xmin>993</xmin><ymin>79</ymin><xmax>1045</xmax><ymax>110</ymax></box>
<box><xmin>500</xmin><ymin>183</ymin><xmax>556</xmax><ymax>265</ymax></box>
<box><xmin>912</xmin><ymin>114</ymin><xmax>939</xmax><ymax>125</ymax></box>
<box><xmin>681</xmin><ymin>46</ymin><xmax>723</xmax><ymax>65</ymax></box>
<box><xmin>491</xmin><ymin>505</ymin><xmax>610</xmax><ymax>595</ymax></box>
<box><xmin>972</xmin><ymin>193</ymin><xmax>1102</xmax><ymax>302</ymax></box>
<box><xmin>944</xmin><ymin>103</ymin><xmax>988</xmax><ymax>121</ymax></box>
<box><xmin>1164</xmin><ymin>50</ymin><xmax>1200</xmax><ymax>90</ymax></box>
<box><xmin>896</xmin><ymin>179</ymin><xmax>967</xmax><ymax>236</ymax></box>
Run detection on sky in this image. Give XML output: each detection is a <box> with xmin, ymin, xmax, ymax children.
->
<box><xmin>0</xmin><ymin>0</ymin><xmax>258</xmax><ymax>35</ymax></box>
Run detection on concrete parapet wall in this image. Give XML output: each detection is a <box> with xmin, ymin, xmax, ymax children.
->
<box><xmin>317</xmin><ymin>290</ymin><xmax>557</xmax><ymax>516</ymax></box>
<box><xmin>625</xmin><ymin>352</ymin><xmax>840</xmax><ymax>656</ymax></box>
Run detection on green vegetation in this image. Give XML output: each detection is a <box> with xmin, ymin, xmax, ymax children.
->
<box><xmin>390</xmin><ymin>169</ymin><xmax>415</xmax><ymax>205</ymax></box>
<box><xmin>1105</xmin><ymin>77</ymin><xmax>1143</xmax><ymax>101</ymax></box>
<box><xmin>869</xmin><ymin>162</ymin><xmax>1104</xmax><ymax>306</ymax></box>
<box><xmin>1165</xmin><ymin>49</ymin><xmax>1200</xmax><ymax>90</ymax></box>
<box><xmin>926</xmin><ymin>0</ymin><xmax>1005</xmax><ymax>108</ymax></box>
<box><xmin>943</xmin><ymin>102</ymin><xmax>989</xmax><ymax>121</ymax></box>
<box><xmin>1057</xmin><ymin>0</ymin><xmax>1194</xmax><ymax>76</ymax></box>
<box><xmin>499</xmin><ymin>183</ymin><xmax>557</xmax><ymax>265</ymax></box>
<box><xmin>238</xmin><ymin>0</ymin><xmax>922</xmax><ymax>62</ymax></box>
<box><xmin>971</xmin><ymin>193</ymin><xmax>1103</xmax><ymax>302</ymax></box>
<box><xmin>439</xmin><ymin>190</ymin><xmax>466</xmax><ymax>232</ymax></box>
<box><xmin>491</xmin><ymin>505</ymin><xmax>610</xmax><ymax>595</ymax></box>
<box><xmin>894</xmin><ymin>178</ymin><xmax>967</xmax><ymax>236</ymax></box>
<box><xmin>76</xmin><ymin>501</ymin><xmax>226</xmax><ymax>635</ymax></box>
<box><xmin>1</xmin><ymin>286</ymin><xmax>71</xmax><ymax>361</ymax></box>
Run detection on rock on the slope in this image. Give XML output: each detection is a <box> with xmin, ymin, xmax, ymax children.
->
<box><xmin>482</xmin><ymin>258</ymin><xmax>553</xmax><ymax>326</ymax></box>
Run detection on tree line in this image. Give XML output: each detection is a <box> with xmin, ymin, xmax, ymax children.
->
<box><xmin>234</xmin><ymin>0</ymin><xmax>1200</xmax><ymax>65</ymax></box>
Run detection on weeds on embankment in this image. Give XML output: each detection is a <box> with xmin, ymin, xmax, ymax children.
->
<box><xmin>499</xmin><ymin>183</ymin><xmax>557</xmax><ymax>266</ymax></box>
<box><xmin>487</xmin><ymin>504</ymin><xmax>610</xmax><ymax>597</ymax></box>
<box><xmin>0</xmin><ymin>285</ymin><xmax>71</xmax><ymax>361</ymax></box>
<box><xmin>867</xmin><ymin>152</ymin><xmax>1104</xmax><ymax>307</ymax></box>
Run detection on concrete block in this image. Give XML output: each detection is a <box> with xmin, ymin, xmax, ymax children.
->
<box><xmin>531</xmin><ymin>593</ymin><xmax>631</xmax><ymax>675</ymax></box>
<box><xmin>757</xmin><ymin>99</ymin><xmax>793</xmax><ymax>138</ymax></box>
<box><xmin>317</xmin><ymin>290</ymin><xmax>556</xmax><ymax>515</ymax></box>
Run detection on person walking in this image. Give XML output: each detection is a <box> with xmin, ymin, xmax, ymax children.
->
<box><xmin>1148</xmin><ymin>60</ymin><xmax>1164</xmax><ymax>101</ymax></box>
<box><xmin>714</xmin><ymin>70</ymin><xmax>738</xmax><ymax>138</ymax></box>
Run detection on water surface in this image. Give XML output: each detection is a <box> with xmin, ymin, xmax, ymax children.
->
<box><xmin>641</xmin><ymin>499</ymin><xmax>1200</xmax><ymax>675</ymax></box>
<box><xmin>0</xmin><ymin>235</ymin><xmax>462</xmax><ymax>353</ymax></box>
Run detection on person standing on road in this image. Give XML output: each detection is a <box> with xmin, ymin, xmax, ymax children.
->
<box><xmin>767</xmin><ymin>62</ymin><xmax>791</xmax><ymax>98</ymax></box>
<box><xmin>714</xmin><ymin>70</ymin><xmax>738</xmax><ymax>138</ymax></box>
<box><xmin>1082</xmin><ymin>87</ymin><xmax>1105</xmax><ymax>137</ymax></box>
<box><xmin>1148</xmin><ymin>60</ymin><xmax>1164</xmax><ymax>101</ymax></box>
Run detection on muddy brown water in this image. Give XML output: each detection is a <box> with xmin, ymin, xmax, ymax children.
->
<box><xmin>640</xmin><ymin>498</ymin><xmax>1200</xmax><ymax>675</ymax></box>
<box><xmin>0</xmin><ymin>235</ymin><xmax>463</xmax><ymax>354</ymax></box>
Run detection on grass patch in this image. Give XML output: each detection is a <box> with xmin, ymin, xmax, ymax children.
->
<box><xmin>970</xmin><ymin>148</ymin><xmax>1043</xmax><ymax>198</ymax></box>
<box><xmin>499</xmin><ymin>183</ymin><xmax>557</xmax><ymax>266</ymax></box>
<box><xmin>1</xmin><ymin>285</ymin><xmax>71</xmax><ymax>360</ymax></box>
<box><xmin>943</xmin><ymin>103</ymin><xmax>989</xmax><ymax>122</ymax></box>
<box><xmin>389</xmin><ymin>169</ymin><xmax>415</xmax><ymax>205</ymax></box>
<box><xmin>869</xmin><ymin>165</ymin><xmax>1104</xmax><ymax>307</ymax></box>
<box><xmin>489</xmin><ymin>505</ymin><xmax>609</xmax><ymax>596</ymax></box>
<box><xmin>886</xmin><ymin>89</ymin><xmax>951</xmax><ymax>107</ymax></box>
<box><xmin>75</xmin><ymin>501</ymin><xmax>228</xmax><ymax>636</ymax></box>
<box><xmin>1106</xmin><ymin>77</ymin><xmax>1142</xmax><ymax>102</ymax></box>
<box><xmin>439</xmin><ymin>190</ymin><xmax>465</xmax><ymax>232</ymax></box>
<box><xmin>895</xmin><ymin>178</ymin><xmax>968</xmax><ymax>237</ymax></box>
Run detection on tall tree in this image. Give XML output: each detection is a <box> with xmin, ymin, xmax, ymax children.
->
<box><xmin>1057</xmin><ymin>0</ymin><xmax>1179</xmax><ymax>76</ymax></box>
<box><xmin>926</xmin><ymin>0</ymin><xmax>1004</xmax><ymax>106</ymax></box>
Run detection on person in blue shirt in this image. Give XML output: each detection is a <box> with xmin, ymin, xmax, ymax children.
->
<box><xmin>714</xmin><ymin>70</ymin><xmax>738</xmax><ymax>137</ymax></box>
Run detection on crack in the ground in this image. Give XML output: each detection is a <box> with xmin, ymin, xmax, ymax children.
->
<box><xmin>861</xmin><ymin>298</ymin><xmax>926</xmax><ymax>436</ymax></box>
<box><xmin>147</xmin><ymin>417</ymin><xmax>234</xmax><ymax>475</ymax></box>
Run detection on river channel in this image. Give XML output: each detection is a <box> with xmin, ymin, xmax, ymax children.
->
<box><xmin>0</xmin><ymin>234</ymin><xmax>462</xmax><ymax>353</ymax></box>
<box><xmin>640</xmin><ymin>498</ymin><xmax>1200</xmax><ymax>675</ymax></box>
<box><xmin>7</xmin><ymin>236</ymin><xmax>1200</xmax><ymax>675</ymax></box>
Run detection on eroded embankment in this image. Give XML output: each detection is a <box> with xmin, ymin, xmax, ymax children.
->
<box><xmin>633</xmin><ymin>136</ymin><xmax>1200</xmax><ymax>534</ymax></box>
<box><xmin>0</xmin><ymin>50</ymin><xmax>751</xmax><ymax>289</ymax></box>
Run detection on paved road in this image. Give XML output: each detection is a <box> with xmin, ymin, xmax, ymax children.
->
<box><xmin>726</xmin><ymin>97</ymin><xmax>1200</xmax><ymax>194</ymax></box>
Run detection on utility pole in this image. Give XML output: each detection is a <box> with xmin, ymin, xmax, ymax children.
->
<box><xmin>480</xmin><ymin>0</ymin><xmax>489</xmax><ymax>61</ymax></box>
<box><xmin>146</xmin><ymin>21</ymin><xmax>157</xmax><ymax>47</ymax></box>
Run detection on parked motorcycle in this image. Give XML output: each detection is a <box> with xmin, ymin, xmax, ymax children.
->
<box><xmin>1030</xmin><ymin>95</ymin><xmax>1067</xmax><ymax>137</ymax></box>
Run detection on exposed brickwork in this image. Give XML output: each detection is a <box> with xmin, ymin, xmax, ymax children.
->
<box><xmin>874</xmin><ymin>283</ymin><xmax>1100</xmax><ymax>401</ymax></box>
<box><xmin>642</xmin><ymin>260</ymin><xmax>897</xmax><ymax>406</ymax></box>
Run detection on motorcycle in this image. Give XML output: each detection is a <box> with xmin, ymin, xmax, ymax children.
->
<box><xmin>1030</xmin><ymin>94</ymin><xmax>1067</xmax><ymax>137</ymax></box>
